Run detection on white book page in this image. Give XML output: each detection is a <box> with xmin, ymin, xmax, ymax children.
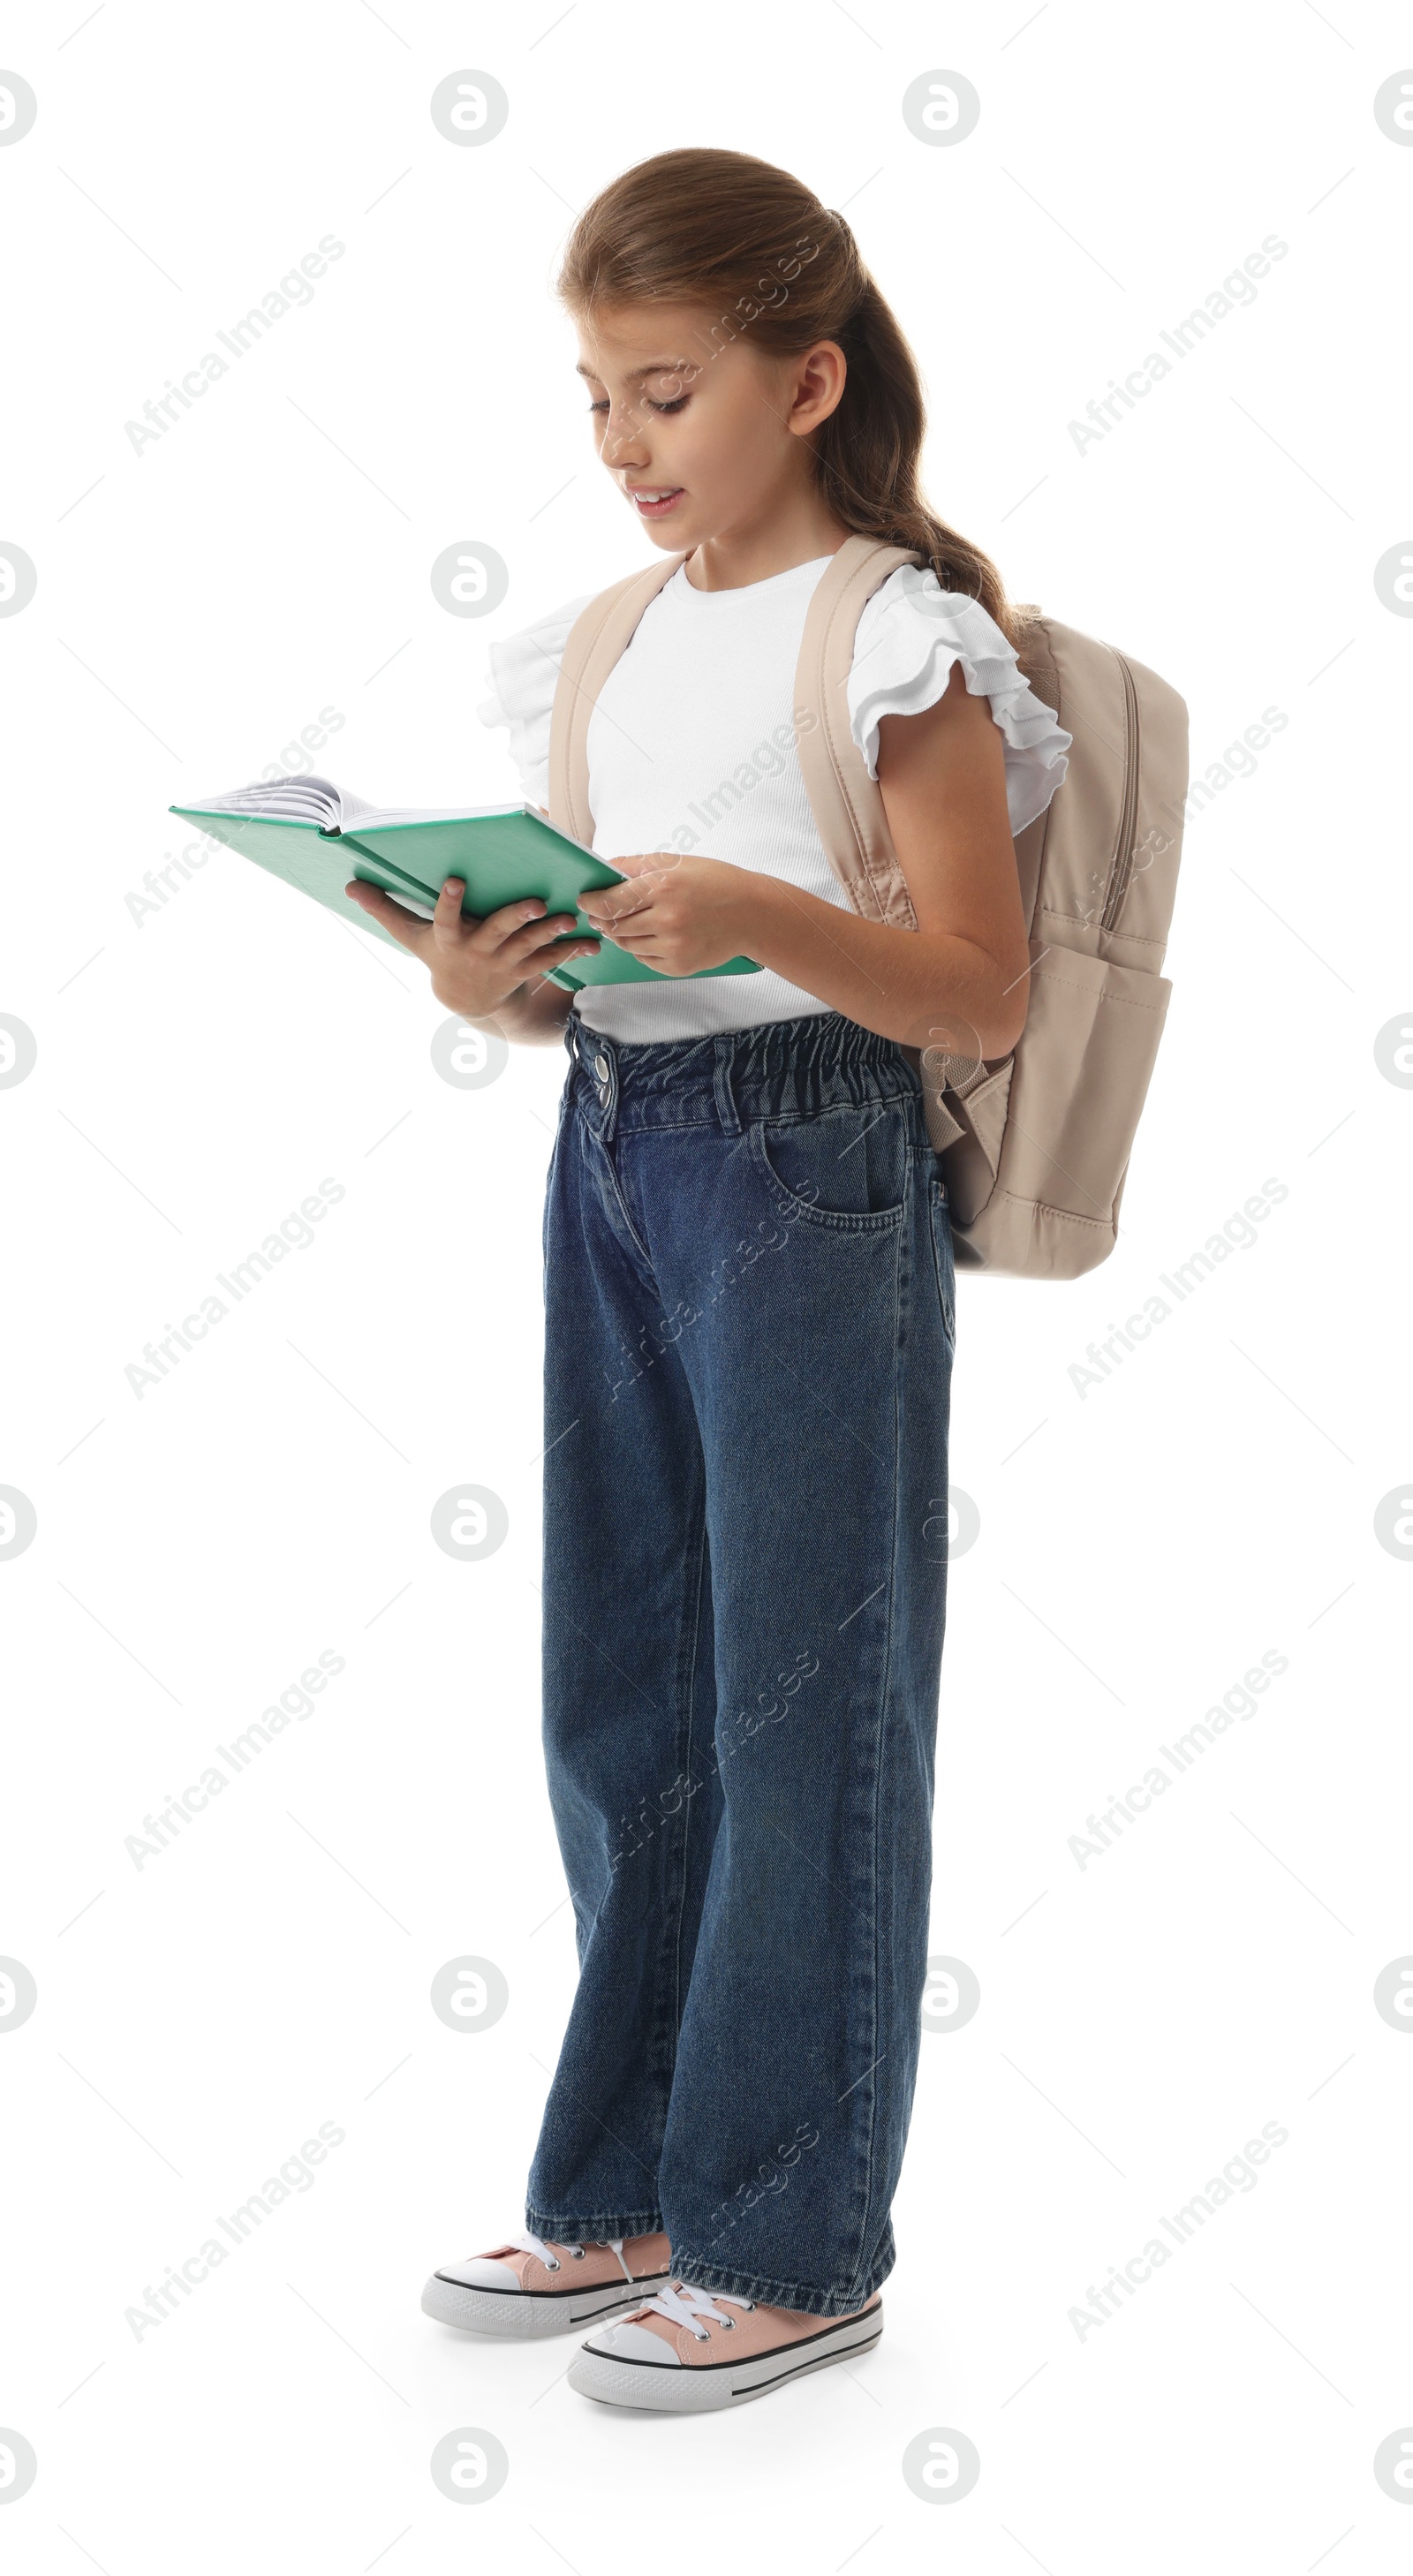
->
<box><xmin>180</xmin><ymin>781</ymin><xmax>600</xmax><ymax>859</ymax></box>
<box><xmin>338</xmin><ymin>802</ymin><xmax>527</xmax><ymax>831</ymax></box>
<box><xmin>185</xmin><ymin>774</ymin><xmax>370</xmax><ymax>830</ymax></box>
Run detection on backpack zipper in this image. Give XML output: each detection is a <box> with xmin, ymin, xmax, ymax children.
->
<box><xmin>1099</xmin><ymin>647</ymin><xmax>1140</xmax><ymax>932</ymax></box>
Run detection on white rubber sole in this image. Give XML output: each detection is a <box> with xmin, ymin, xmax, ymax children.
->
<box><xmin>421</xmin><ymin>2267</ymin><xmax>672</xmax><ymax>2340</ymax></box>
<box><xmin>567</xmin><ymin>2300</ymin><xmax>883</xmax><ymax>2409</ymax></box>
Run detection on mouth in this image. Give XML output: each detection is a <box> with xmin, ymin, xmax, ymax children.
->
<box><xmin>626</xmin><ymin>487</ymin><xmax>684</xmax><ymax>519</ymax></box>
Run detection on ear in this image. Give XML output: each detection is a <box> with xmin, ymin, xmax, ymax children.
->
<box><xmin>784</xmin><ymin>341</ymin><xmax>848</xmax><ymax>439</ymax></box>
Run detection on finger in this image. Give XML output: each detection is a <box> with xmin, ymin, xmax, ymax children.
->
<box><xmin>527</xmin><ymin>940</ymin><xmax>601</xmax><ymax>980</ymax></box>
<box><xmin>472</xmin><ymin>897</ymin><xmax>563</xmax><ymax>952</ymax></box>
<box><xmin>606</xmin><ymin>853</ymin><xmax>676</xmax><ymax>889</ymax></box>
<box><xmin>581</xmin><ymin>891</ymin><xmax>651</xmax><ymax>929</ymax></box>
<box><xmin>518</xmin><ymin>913</ymin><xmax>601</xmax><ymax>958</ymax></box>
<box><xmin>432</xmin><ymin>877</ymin><xmax>478</xmax><ymax>948</ymax></box>
<box><xmin>584</xmin><ymin>906</ymin><xmax>656</xmax><ymax>948</ymax></box>
<box><xmin>608</xmin><ymin>851</ymin><xmax>670</xmax><ymax>880</ymax></box>
<box><xmin>344</xmin><ymin>880</ymin><xmax>435</xmax><ymax>956</ymax></box>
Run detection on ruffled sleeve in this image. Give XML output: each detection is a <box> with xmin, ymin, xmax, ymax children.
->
<box><xmin>477</xmin><ymin>592</ymin><xmax>597</xmax><ymax>809</ymax></box>
<box><xmin>847</xmin><ymin>565</ymin><xmax>1071</xmax><ymax>836</ymax></box>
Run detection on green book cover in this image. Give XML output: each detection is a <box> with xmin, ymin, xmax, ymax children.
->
<box><xmin>170</xmin><ymin>778</ymin><xmax>761</xmax><ymax>990</ymax></box>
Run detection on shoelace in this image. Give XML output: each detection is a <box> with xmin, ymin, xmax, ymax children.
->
<box><xmin>633</xmin><ymin>2280</ymin><xmax>756</xmax><ymax>2342</ymax></box>
<box><xmin>510</xmin><ymin>2231</ymin><xmax>633</xmax><ymax>2281</ymax></box>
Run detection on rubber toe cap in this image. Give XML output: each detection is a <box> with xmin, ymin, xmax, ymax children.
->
<box><xmin>434</xmin><ymin>2257</ymin><xmax>523</xmax><ymax>2291</ymax></box>
<box><xmin>589</xmin><ymin>2321</ymin><xmax>682</xmax><ymax>2365</ymax></box>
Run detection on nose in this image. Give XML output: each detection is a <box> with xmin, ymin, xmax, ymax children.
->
<box><xmin>600</xmin><ymin>398</ymin><xmax>650</xmax><ymax>469</ymax></box>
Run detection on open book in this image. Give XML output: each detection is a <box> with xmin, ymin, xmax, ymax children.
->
<box><xmin>170</xmin><ymin>775</ymin><xmax>761</xmax><ymax>990</ymax></box>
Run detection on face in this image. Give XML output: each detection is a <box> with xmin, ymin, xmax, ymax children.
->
<box><xmin>574</xmin><ymin>300</ymin><xmax>846</xmax><ymax>552</ymax></box>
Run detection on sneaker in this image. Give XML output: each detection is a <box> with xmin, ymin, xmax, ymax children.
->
<box><xmin>422</xmin><ymin>2230</ymin><xmax>673</xmax><ymax>2339</ymax></box>
<box><xmin>567</xmin><ymin>2279</ymin><xmax>883</xmax><ymax>2409</ymax></box>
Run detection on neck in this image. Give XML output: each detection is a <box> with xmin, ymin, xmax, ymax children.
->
<box><xmin>682</xmin><ymin>488</ymin><xmax>851</xmax><ymax>593</ymax></box>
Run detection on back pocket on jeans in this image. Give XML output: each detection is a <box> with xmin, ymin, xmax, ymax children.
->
<box><xmin>748</xmin><ymin>1099</ymin><xmax>911</xmax><ymax>1230</ymax></box>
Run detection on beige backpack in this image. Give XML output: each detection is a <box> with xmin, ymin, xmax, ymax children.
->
<box><xmin>548</xmin><ymin>534</ymin><xmax>1189</xmax><ymax>1280</ymax></box>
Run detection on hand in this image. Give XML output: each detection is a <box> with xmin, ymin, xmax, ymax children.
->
<box><xmin>577</xmin><ymin>851</ymin><xmax>763</xmax><ymax>976</ymax></box>
<box><xmin>343</xmin><ymin>876</ymin><xmax>600</xmax><ymax>1016</ymax></box>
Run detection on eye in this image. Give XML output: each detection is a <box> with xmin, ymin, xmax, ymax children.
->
<box><xmin>586</xmin><ymin>393</ymin><xmax>689</xmax><ymax>417</ymax></box>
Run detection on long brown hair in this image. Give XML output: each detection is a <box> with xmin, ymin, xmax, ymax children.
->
<box><xmin>557</xmin><ymin>146</ymin><xmax>1031</xmax><ymax>646</ymax></box>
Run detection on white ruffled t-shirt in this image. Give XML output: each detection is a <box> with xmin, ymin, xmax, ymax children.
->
<box><xmin>477</xmin><ymin>554</ymin><xmax>1071</xmax><ymax>1041</ymax></box>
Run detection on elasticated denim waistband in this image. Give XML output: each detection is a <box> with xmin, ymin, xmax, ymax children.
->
<box><xmin>563</xmin><ymin>1008</ymin><xmax>923</xmax><ymax>1137</ymax></box>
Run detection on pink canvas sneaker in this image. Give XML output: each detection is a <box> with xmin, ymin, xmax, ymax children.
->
<box><xmin>567</xmin><ymin>2279</ymin><xmax>883</xmax><ymax>2409</ymax></box>
<box><xmin>422</xmin><ymin>2230</ymin><xmax>673</xmax><ymax>2338</ymax></box>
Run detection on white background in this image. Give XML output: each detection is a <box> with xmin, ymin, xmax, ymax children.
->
<box><xmin>3</xmin><ymin>1</ymin><xmax>1410</xmax><ymax>2566</ymax></box>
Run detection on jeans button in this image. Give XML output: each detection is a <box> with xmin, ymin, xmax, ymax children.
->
<box><xmin>593</xmin><ymin>1054</ymin><xmax>610</xmax><ymax>1081</ymax></box>
<box><xmin>598</xmin><ymin>1082</ymin><xmax>610</xmax><ymax>1107</ymax></box>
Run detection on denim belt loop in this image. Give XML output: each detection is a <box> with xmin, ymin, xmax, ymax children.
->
<box><xmin>711</xmin><ymin>1033</ymin><xmax>743</xmax><ymax>1137</ymax></box>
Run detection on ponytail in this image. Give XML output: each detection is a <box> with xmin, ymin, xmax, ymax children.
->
<box><xmin>816</xmin><ymin>253</ymin><xmax>1023</xmax><ymax>634</ymax></box>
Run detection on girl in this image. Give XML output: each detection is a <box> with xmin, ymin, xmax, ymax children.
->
<box><xmin>350</xmin><ymin>147</ymin><xmax>1070</xmax><ymax>2412</ymax></box>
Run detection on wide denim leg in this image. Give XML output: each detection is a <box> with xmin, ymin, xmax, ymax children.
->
<box><xmin>527</xmin><ymin>1009</ymin><xmax>956</xmax><ymax>2316</ymax></box>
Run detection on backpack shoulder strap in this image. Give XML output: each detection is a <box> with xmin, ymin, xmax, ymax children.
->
<box><xmin>792</xmin><ymin>535</ymin><xmax>925</xmax><ymax>929</ymax></box>
<box><xmin>547</xmin><ymin>552</ymin><xmax>688</xmax><ymax>842</ymax></box>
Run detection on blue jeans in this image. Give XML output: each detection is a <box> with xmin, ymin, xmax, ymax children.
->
<box><xmin>528</xmin><ymin>1008</ymin><xmax>956</xmax><ymax>2316</ymax></box>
